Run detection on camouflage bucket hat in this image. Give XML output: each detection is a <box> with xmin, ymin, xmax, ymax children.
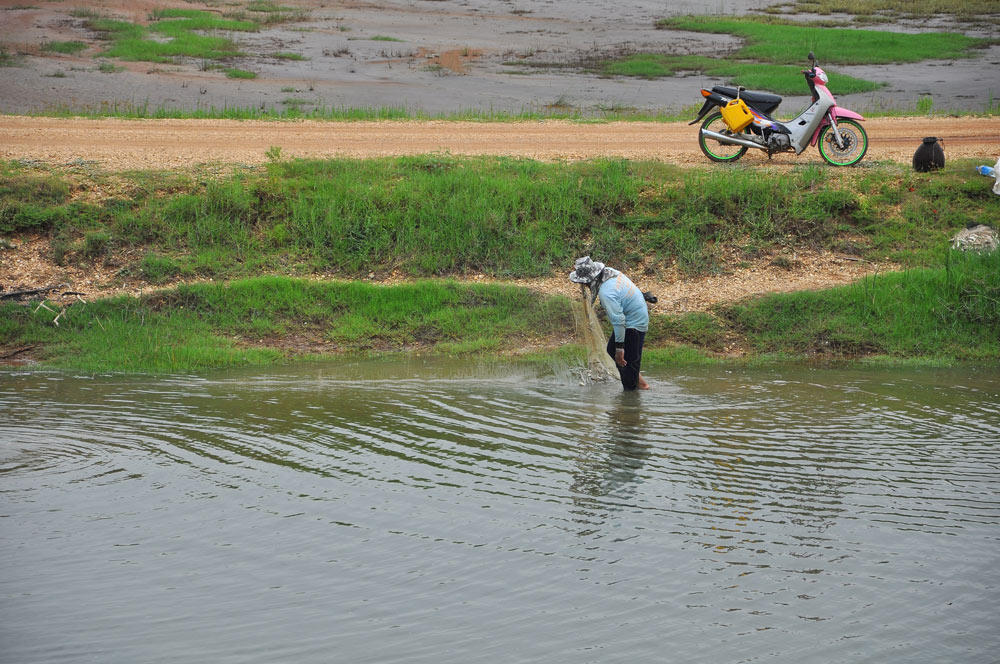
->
<box><xmin>569</xmin><ymin>256</ymin><xmax>605</xmax><ymax>284</ymax></box>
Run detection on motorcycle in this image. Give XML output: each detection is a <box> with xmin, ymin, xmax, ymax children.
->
<box><xmin>689</xmin><ymin>52</ymin><xmax>868</xmax><ymax>166</ymax></box>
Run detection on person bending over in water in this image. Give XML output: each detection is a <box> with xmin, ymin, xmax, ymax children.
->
<box><xmin>570</xmin><ymin>256</ymin><xmax>650</xmax><ymax>391</ymax></box>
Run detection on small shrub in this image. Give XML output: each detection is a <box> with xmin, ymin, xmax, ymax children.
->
<box><xmin>0</xmin><ymin>173</ymin><xmax>72</xmax><ymax>233</ymax></box>
<box><xmin>225</xmin><ymin>68</ymin><xmax>257</xmax><ymax>79</ymax></box>
<box><xmin>139</xmin><ymin>253</ymin><xmax>181</xmax><ymax>283</ymax></box>
<box><xmin>79</xmin><ymin>230</ymin><xmax>111</xmax><ymax>260</ymax></box>
<box><xmin>70</xmin><ymin>8</ymin><xmax>104</xmax><ymax>19</ymax></box>
<box><xmin>0</xmin><ymin>46</ymin><xmax>18</xmax><ymax>67</ymax></box>
<box><xmin>42</xmin><ymin>41</ymin><xmax>88</xmax><ymax>55</ymax></box>
<box><xmin>51</xmin><ymin>233</ymin><xmax>72</xmax><ymax>266</ymax></box>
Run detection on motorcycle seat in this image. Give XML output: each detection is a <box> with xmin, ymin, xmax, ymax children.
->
<box><xmin>712</xmin><ymin>86</ymin><xmax>782</xmax><ymax>110</ymax></box>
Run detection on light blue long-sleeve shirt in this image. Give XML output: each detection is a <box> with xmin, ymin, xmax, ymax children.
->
<box><xmin>597</xmin><ymin>269</ymin><xmax>649</xmax><ymax>343</ymax></box>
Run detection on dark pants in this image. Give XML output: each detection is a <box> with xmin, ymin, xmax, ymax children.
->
<box><xmin>607</xmin><ymin>328</ymin><xmax>645</xmax><ymax>391</ymax></box>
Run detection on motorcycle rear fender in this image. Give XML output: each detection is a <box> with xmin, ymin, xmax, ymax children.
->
<box><xmin>688</xmin><ymin>92</ymin><xmax>731</xmax><ymax>125</ymax></box>
<box><xmin>809</xmin><ymin>106</ymin><xmax>864</xmax><ymax>146</ymax></box>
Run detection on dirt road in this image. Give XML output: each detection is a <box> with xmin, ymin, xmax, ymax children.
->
<box><xmin>2</xmin><ymin>115</ymin><xmax>998</xmax><ymax>170</ymax></box>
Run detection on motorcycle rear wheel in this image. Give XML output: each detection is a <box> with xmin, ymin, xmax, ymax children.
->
<box><xmin>699</xmin><ymin>112</ymin><xmax>750</xmax><ymax>163</ymax></box>
<box><xmin>818</xmin><ymin>119</ymin><xmax>868</xmax><ymax>166</ymax></box>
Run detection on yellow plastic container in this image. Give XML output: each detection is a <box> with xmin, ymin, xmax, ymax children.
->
<box><xmin>720</xmin><ymin>98</ymin><xmax>753</xmax><ymax>132</ymax></box>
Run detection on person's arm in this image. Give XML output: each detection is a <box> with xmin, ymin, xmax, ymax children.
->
<box><xmin>605</xmin><ymin>292</ymin><xmax>629</xmax><ymax>367</ymax></box>
<box><xmin>600</xmin><ymin>289</ymin><xmax>626</xmax><ymax>347</ymax></box>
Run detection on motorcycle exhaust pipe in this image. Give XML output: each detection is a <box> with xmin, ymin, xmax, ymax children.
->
<box><xmin>701</xmin><ymin>129</ymin><xmax>763</xmax><ymax>151</ymax></box>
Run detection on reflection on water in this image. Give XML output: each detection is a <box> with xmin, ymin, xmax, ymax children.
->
<box><xmin>1</xmin><ymin>360</ymin><xmax>999</xmax><ymax>664</ymax></box>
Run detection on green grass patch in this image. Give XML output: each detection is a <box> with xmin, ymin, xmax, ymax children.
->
<box><xmin>4</xmin><ymin>157</ymin><xmax>1000</xmax><ymax>369</ymax></box>
<box><xmin>0</xmin><ymin>164</ymin><xmax>74</xmax><ymax>233</ymax></box>
<box><xmin>370</xmin><ymin>35</ymin><xmax>404</xmax><ymax>42</ymax></box>
<box><xmin>4</xmin><ymin>157</ymin><xmax>997</xmax><ymax>278</ymax></box>
<box><xmin>601</xmin><ymin>53</ymin><xmax>879</xmax><ymax>95</ymax></box>
<box><xmin>0</xmin><ymin>45</ymin><xmax>18</xmax><ymax>67</ymax></box>
<box><xmin>719</xmin><ymin>249</ymin><xmax>1000</xmax><ymax>360</ymax></box>
<box><xmin>41</xmin><ymin>40</ymin><xmax>87</xmax><ymax>55</ymax></box>
<box><xmin>783</xmin><ymin>0</ymin><xmax>1000</xmax><ymax>20</ymax></box>
<box><xmin>224</xmin><ymin>67</ymin><xmax>257</xmax><ymax>79</ymax></box>
<box><xmin>625</xmin><ymin>15</ymin><xmax>996</xmax><ymax>94</ymax></box>
<box><xmin>22</xmin><ymin>93</ymin><xmax>998</xmax><ymax>122</ymax></box>
<box><xmin>239</xmin><ymin>1</ymin><xmax>310</xmax><ymax>24</ymax></box>
<box><xmin>246</xmin><ymin>1</ymin><xmax>294</xmax><ymax>11</ymax></box>
<box><xmin>657</xmin><ymin>16</ymin><xmax>992</xmax><ymax>65</ymax></box>
<box><xmin>1</xmin><ymin>278</ymin><xmax>573</xmax><ymax>372</ymax></box>
<box><xmin>270</xmin><ymin>51</ymin><xmax>307</xmax><ymax>60</ymax></box>
<box><xmin>69</xmin><ymin>8</ymin><xmax>104</xmax><ymax>19</ymax></box>
<box><xmin>88</xmin><ymin>10</ymin><xmax>256</xmax><ymax>64</ymax></box>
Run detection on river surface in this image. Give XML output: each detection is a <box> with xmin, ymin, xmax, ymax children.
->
<box><xmin>2</xmin><ymin>360</ymin><xmax>999</xmax><ymax>663</ymax></box>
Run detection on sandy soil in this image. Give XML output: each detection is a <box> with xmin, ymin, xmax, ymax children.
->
<box><xmin>2</xmin><ymin>115</ymin><xmax>999</xmax><ymax>169</ymax></box>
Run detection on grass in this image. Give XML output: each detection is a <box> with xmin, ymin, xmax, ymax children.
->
<box><xmin>69</xmin><ymin>8</ymin><xmax>103</xmax><ymax>19</ymax></box>
<box><xmin>87</xmin><ymin>10</ymin><xmax>257</xmax><ymax>64</ymax></box>
<box><xmin>0</xmin><ymin>45</ymin><xmax>17</xmax><ymax>66</ymax></box>
<box><xmin>1</xmin><ymin>278</ymin><xmax>574</xmax><ymax>372</ymax></box>
<box><xmin>25</xmin><ymin>94</ymin><xmax>998</xmax><ymax>123</ymax></box>
<box><xmin>779</xmin><ymin>0</ymin><xmax>1000</xmax><ymax>20</ymax></box>
<box><xmin>224</xmin><ymin>67</ymin><xmax>257</xmax><ymax>79</ymax></box>
<box><xmin>246</xmin><ymin>1</ymin><xmax>296</xmax><ymax>11</ymax></box>
<box><xmin>582</xmin><ymin>15</ymin><xmax>997</xmax><ymax>94</ymax></box>
<box><xmin>657</xmin><ymin>16</ymin><xmax>993</xmax><ymax>65</ymax></box>
<box><xmin>4</xmin><ymin>156</ymin><xmax>998</xmax><ymax>278</ymax></box>
<box><xmin>24</xmin><ymin>99</ymin><xmax>703</xmax><ymax>122</ymax></box>
<box><xmin>719</xmin><ymin>249</ymin><xmax>1000</xmax><ymax>360</ymax></box>
<box><xmin>41</xmin><ymin>40</ymin><xmax>88</xmax><ymax>55</ymax></box>
<box><xmin>600</xmin><ymin>53</ymin><xmax>879</xmax><ymax>95</ymax></box>
<box><xmin>371</xmin><ymin>35</ymin><xmax>404</xmax><ymax>42</ymax></box>
<box><xmin>271</xmin><ymin>51</ymin><xmax>307</xmax><ymax>60</ymax></box>
<box><xmin>2</xmin><ymin>156</ymin><xmax>999</xmax><ymax>371</ymax></box>
<box><xmin>4</xmin><ymin>252</ymin><xmax>997</xmax><ymax>372</ymax></box>
<box><xmin>237</xmin><ymin>1</ymin><xmax>310</xmax><ymax>25</ymax></box>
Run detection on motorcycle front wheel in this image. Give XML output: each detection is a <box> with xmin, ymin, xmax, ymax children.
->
<box><xmin>698</xmin><ymin>112</ymin><xmax>750</xmax><ymax>163</ymax></box>
<box><xmin>818</xmin><ymin>119</ymin><xmax>868</xmax><ymax>166</ymax></box>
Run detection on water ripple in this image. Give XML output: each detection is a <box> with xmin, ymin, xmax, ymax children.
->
<box><xmin>2</xmin><ymin>363</ymin><xmax>999</xmax><ymax>663</ymax></box>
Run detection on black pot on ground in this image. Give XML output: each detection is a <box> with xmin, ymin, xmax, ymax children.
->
<box><xmin>913</xmin><ymin>136</ymin><xmax>945</xmax><ymax>172</ymax></box>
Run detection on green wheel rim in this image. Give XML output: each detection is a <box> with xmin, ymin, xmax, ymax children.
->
<box><xmin>700</xmin><ymin>113</ymin><xmax>749</xmax><ymax>163</ymax></box>
<box><xmin>819</xmin><ymin>119</ymin><xmax>868</xmax><ymax>166</ymax></box>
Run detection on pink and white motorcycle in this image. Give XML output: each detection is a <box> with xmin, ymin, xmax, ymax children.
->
<box><xmin>690</xmin><ymin>52</ymin><xmax>868</xmax><ymax>166</ymax></box>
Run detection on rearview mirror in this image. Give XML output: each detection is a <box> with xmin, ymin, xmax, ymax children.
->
<box><xmin>807</xmin><ymin>52</ymin><xmax>815</xmax><ymax>61</ymax></box>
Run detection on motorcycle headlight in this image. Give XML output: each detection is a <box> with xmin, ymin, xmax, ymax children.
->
<box><xmin>816</xmin><ymin>70</ymin><xmax>829</xmax><ymax>85</ymax></box>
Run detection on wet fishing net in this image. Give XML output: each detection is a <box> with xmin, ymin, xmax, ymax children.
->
<box><xmin>571</xmin><ymin>284</ymin><xmax>618</xmax><ymax>383</ymax></box>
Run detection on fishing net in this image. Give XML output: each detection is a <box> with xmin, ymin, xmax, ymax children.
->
<box><xmin>571</xmin><ymin>284</ymin><xmax>618</xmax><ymax>383</ymax></box>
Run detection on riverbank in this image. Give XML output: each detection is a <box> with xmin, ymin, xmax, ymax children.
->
<box><xmin>3</xmin><ymin>254</ymin><xmax>998</xmax><ymax>373</ymax></box>
<box><xmin>2</xmin><ymin>151</ymin><xmax>998</xmax><ymax>372</ymax></box>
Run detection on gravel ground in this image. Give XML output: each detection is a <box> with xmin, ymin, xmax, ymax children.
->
<box><xmin>2</xmin><ymin>115</ymin><xmax>999</xmax><ymax>169</ymax></box>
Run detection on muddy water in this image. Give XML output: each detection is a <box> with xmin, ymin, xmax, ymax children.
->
<box><xmin>2</xmin><ymin>360</ymin><xmax>999</xmax><ymax>663</ymax></box>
